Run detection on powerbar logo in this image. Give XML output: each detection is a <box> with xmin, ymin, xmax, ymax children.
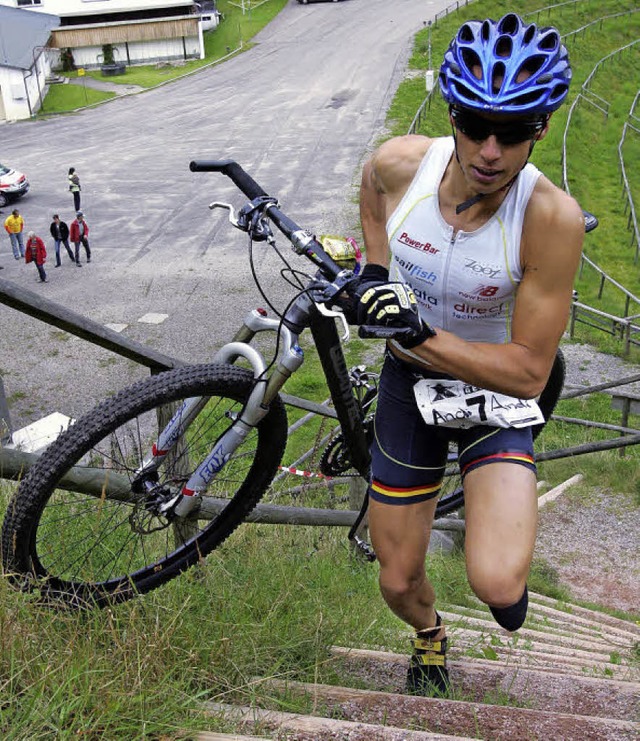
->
<box><xmin>398</xmin><ymin>232</ymin><xmax>439</xmax><ymax>255</ymax></box>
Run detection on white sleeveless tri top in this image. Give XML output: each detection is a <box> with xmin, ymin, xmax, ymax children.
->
<box><xmin>386</xmin><ymin>137</ymin><xmax>541</xmax><ymax>344</ymax></box>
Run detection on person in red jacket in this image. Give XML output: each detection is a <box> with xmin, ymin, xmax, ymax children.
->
<box><xmin>70</xmin><ymin>211</ymin><xmax>91</xmax><ymax>266</ymax></box>
<box><xmin>25</xmin><ymin>231</ymin><xmax>47</xmax><ymax>283</ymax></box>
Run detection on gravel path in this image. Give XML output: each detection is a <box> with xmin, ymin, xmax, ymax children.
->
<box><xmin>536</xmin><ymin>487</ymin><xmax>640</xmax><ymax>613</ymax></box>
<box><xmin>536</xmin><ymin>339</ymin><xmax>640</xmax><ymax>615</ymax></box>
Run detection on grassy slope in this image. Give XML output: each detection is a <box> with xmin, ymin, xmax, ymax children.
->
<box><xmin>2</xmin><ymin>2</ymin><xmax>639</xmax><ymax>737</ymax></box>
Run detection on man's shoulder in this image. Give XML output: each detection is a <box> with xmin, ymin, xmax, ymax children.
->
<box><xmin>372</xmin><ymin>135</ymin><xmax>437</xmax><ymax>196</ymax></box>
<box><xmin>527</xmin><ymin>175</ymin><xmax>583</xmax><ymax>233</ymax></box>
<box><xmin>375</xmin><ymin>135</ymin><xmax>434</xmax><ymax>167</ymax></box>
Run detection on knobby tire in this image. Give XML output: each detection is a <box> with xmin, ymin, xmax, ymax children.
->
<box><xmin>1</xmin><ymin>364</ymin><xmax>287</xmax><ymax>608</ymax></box>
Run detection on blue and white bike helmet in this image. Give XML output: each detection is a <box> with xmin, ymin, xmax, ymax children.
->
<box><xmin>439</xmin><ymin>13</ymin><xmax>571</xmax><ymax>115</ymax></box>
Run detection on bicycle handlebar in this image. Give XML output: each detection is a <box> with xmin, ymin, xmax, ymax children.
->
<box><xmin>190</xmin><ymin>158</ymin><xmax>421</xmax><ymax>343</ymax></box>
<box><xmin>190</xmin><ymin>159</ymin><xmax>268</xmax><ymax>201</ymax></box>
<box><xmin>190</xmin><ymin>158</ymin><xmax>348</xmax><ymax>283</ymax></box>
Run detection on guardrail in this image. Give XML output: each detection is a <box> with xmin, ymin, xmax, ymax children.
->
<box><xmin>0</xmin><ymin>276</ymin><xmax>343</xmax><ymax>440</ymax></box>
<box><xmin>569</xmin><ymin>299</ymin><xmax>640</xmax><ymax>356</ymax></box>
<box><xmin>618</xmin><ymin>90</ymin><xmax>640</xmax><ymax>262</ymax></box>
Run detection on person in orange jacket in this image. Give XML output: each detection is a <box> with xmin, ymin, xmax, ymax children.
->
<box><xmin>25</xmin><ymin>231</ymin><xmax>47</xmax><ymax>282</ymax></box>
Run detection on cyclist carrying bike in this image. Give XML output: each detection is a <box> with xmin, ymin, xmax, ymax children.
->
<box><xmin>355</xmin><ymin>13</ymin><xmax>584</xmax><ymax>695</ymax></box>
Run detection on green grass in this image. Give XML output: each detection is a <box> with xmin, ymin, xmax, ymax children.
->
<box><xmin>3</xmin><ymin>1</ymin><xmax>640</xmax><ymax>736</ymax></box>
<box><xmin>40</xmin><ymin>0</ymin><xmax>289</xmax><ymax>113</ymax></box>
<box><xmin>40</xmin><ymin>81</ymin><xmax>114</xmax><ymax>112</ymax></box>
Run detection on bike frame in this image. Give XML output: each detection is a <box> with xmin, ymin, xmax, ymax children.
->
<box><xmin>134</xmin><ymin>289</ymin><xmax>371</xmax><ymax>521</ymax></box>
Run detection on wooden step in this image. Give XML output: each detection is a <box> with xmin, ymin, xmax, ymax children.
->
<box><xmin>257</xmin><ymin>679</ymin><xmax>640</xmax><ymax>741</ymax></box>
<box><xmin>440</xmin><ymin>611</ymin><xmax>619</xmax><ymax>656</ymax></box>
<box><xmin>528</xmin><ymin>591</ymin><xmax>640</xmax><ymax>638</ymax></box>
<box><xmin>206</xmin><ymin>701</ymin><xmax>475</xmax><ymax>740</ymax></box>
<box><xmin>449</xmin><ymin>602</ymin><xmax>634</xmax><ymax>647</ymax></box>
<box><xmin>329</xmin><ymin>646</ymin><xmax>640</xmax><ymax>721</ymax></box>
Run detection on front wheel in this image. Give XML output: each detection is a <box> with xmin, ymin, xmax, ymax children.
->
<box><xmin>2</xmin><ymin>364</ymin><xmax>287</xmax><ymax>608</ymax></box>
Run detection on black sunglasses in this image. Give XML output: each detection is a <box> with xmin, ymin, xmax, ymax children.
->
<box><xmin>450</xmin><ymin>107</ymin><xmax>547</xmax><ymax>146</ymax></box>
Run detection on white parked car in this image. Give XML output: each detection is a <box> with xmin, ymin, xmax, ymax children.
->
<box><xmin>0</xmin><ymin>163</ymin><xmax>30</xmax><ymax>208</ymax></box>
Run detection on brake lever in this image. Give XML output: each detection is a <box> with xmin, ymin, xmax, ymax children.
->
<box><xmin>209</xmin><ymin>199</ymin><xmax>276</xmax><ymax>242</ymax></box>
<box><xmin>209</xmin><ymin>201</ymin><xmax>241</xmax><ymax>228</ymax></box>
<box><xmin>316</xmin><ymin>302</ymin><xmax>350</xmax><ymax>341</ymax></box>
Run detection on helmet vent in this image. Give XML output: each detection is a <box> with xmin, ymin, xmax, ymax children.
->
<box><xmin>492</xmin><ymin>62</ymin><xmax>506</xmax><ymax>93</ymax></box>
<box><xmin>515</xmin><ymin>90</ymin><xmax>544</xmax><ymax>106</ymax></box>
<box><xmin>481</xmin><ymin>20</ymin><xmax>492</xmax><ymax>42</ymax></box>
<box><xmin>459</xmin><ymin>23</ymin><xmax>475</xmax><ymax>43</ymax></box>
<box><xmin>495</xmin><ymin>36</ymin><xmax>513</xmax><ymax>58</ymax></box>
<box><xmin>550</xmin><ymin>83</ymin><xmax>569</xmax><ymax>101</ymax></box>
<box><xmin>452</xmin><ymin>82</ymin><xmax>482</xmax><ymax>105</ymax></box>
<box><xmin>520</xmin><ymin>54</ymin><xmax>546</xmax><ymax>77</ymax></box>
<box><xmin>461</xmin><ymin>48</ymin><xmax>482</xmax><ymax>77</ymax></box>
<box><xmin>497</xmin><ymin>13</ymin><xmax>519</xmax><ymax>35</ymax></box>
<box><xmin>539</xmin><ymin>30</ymin><xmax>560</xmax><ymax>51</ymax></box>
<box><xmin>523</xmin><ymin>24</ymin><xmax>537</xmax><ymax>45</ymax></box>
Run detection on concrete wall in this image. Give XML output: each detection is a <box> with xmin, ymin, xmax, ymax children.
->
<box><xmin>0</xmin><ymin>50</ymin><xmax>50</xmax><ymax>120</ymax></box>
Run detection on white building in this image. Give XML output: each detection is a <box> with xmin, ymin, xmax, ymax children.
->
<box><xmin>0</xmin><ymin>1</ymin><xmax>218</xmax><ymax>73</ymax></box>
<box><xmin>0</xmin><ymin>5</ymin><xmax>59</xmax><ymax>120</ymax></box>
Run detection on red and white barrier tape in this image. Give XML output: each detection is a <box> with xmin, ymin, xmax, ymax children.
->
<box><xmin>278</xmin><ymin>465</ymin><xmax>332</xmax><ymax>480</ymax></box>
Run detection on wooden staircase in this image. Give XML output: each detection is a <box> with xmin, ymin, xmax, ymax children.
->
<box><xmin>200</xmin><ymin>591</ymin><xmax>639</xmax><ymax>740</ymax></box>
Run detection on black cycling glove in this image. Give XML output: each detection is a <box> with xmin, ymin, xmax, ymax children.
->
<box><xmin>355</xmin><ymin>264</ymin><xmax>436</xmax><ymax>348</ymax></box>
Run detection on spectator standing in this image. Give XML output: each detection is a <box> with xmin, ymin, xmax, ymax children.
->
<box><xmin>25</xmin><ymin>231</ymin><xmax>47</xmax><ymax>283</ymax></box>
<box><xmin>4</xmin><ymin>209</ymin><xmax>25</xmax><ymax>259</ymax></box>
<box><xmin>49</xmin><ymin>214</ymin><xmax>74</xmax><ymax>266</ymax></box>
<box><xmin>68</xmin><ymin>167</ymin><xmax>81</xmax><ymax>211</ymax></box>
<box><xmin>70</xmin><ymin>211</ymin><xmax>91</xmax><ymax>266</ymax></box>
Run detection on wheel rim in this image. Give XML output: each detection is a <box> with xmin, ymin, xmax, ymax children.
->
<box><xmin>27</xmin><ymin>387</ymin><xmax>265</xmax><ymax>603</ymax></box>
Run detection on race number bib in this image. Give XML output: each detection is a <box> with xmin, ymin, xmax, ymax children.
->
<box><xmin>413</xmin><ymin>379</ymin><xmax>545</xmax><ymax>430</ymax></box>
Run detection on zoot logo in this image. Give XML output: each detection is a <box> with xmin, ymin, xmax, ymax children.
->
<box><xmin>464</xmin><ymin>258</ymin><xmax>501</xmax><ymax>278</ymax></box>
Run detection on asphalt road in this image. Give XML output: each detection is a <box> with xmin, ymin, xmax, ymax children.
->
<box><xmin>0</xmin><ymin>0</ymin><xmax>451</xmax><ymax>430</ymax></box>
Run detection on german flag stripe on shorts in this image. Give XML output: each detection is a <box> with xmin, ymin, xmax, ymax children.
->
<box><xmin>370</xmin><ymin>479</ymin><xmax>442</xmax><ymax>505</ymax></box>
<box><xmin>461</xmin><ymin>451</ymin><xmax>535</xmax><ymax>478</ymax></box>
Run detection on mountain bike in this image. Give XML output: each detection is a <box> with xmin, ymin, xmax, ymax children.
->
<box><xmin>1</xmin><ymin>161</ymin><xmax>574</xmax><ymax>609</ymax></box>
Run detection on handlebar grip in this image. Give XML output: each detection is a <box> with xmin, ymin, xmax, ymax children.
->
<box><xmin>189</xmin><ymin>159</ymin><xmax>268</xmax><ymax>200</ymax></box>
<box><xmin>358</xmin><ymin>325</ymin><xmax>418</xmax><ymax>341</ymax></box>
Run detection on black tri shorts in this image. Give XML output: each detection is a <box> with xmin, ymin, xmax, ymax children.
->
<box><xmin>369</xmin><ymin>351</ymin><xmax>537</xmax><ymax>506</ymax></box>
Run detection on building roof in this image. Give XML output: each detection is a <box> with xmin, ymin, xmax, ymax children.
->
<box><xmin>0</xmin><ymin>5</ymin><xmax>60</xmax><ymax>71</ymax></box>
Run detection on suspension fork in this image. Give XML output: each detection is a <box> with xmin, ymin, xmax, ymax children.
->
<box><xmin>135</xmin><ymin>310</ymin><xmax>304</xmax><ymax>519</ymax></box>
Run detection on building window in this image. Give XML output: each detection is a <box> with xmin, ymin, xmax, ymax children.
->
<box><xmin>17</xmin><ymin>0</ymin><xmax>43</xmax><ymax>7</ymax></box>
